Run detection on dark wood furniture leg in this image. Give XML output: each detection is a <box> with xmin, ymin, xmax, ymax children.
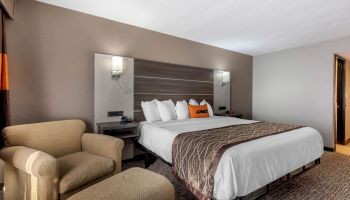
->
<box><xmin>144</xmin><ymin>150</ymin><xmax>158</xmax><ymax>168</ymax></box>
<box><xmin>315</xmin><ymin>158</ymin><xmax>321</xmax><ymax>164</ymax></box>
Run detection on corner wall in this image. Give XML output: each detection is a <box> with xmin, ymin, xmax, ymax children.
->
<box><xmin>253</xmin><ymin>37</ymin><xmax>350</xmax><ymax>148</ymax></box>
<box><xmin>1</xmin><ymin>0</ymin><xmax>15</xmax><ymax>18</ymax></box>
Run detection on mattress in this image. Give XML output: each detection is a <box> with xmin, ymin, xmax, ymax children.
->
<box><xmin>138</xmin><ymin>116</ymin><xmax>324</xmax><ymax>200</ymax></box>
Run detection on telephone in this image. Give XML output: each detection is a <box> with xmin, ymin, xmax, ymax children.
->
<box><xmin>121</xmin><ymin>115</ymin><xmax>133</xmax><ymax>124</ymax></box>
<box><xmin>226</xmin><ymin>110</ymin><xmax>234</xmax><ymax>115</ymax></box>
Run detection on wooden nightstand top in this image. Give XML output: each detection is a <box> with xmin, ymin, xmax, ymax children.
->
<box><xmin>96</xmin><ymin>121</ymin><xmax>140</xmax><ymax>139</ymax></box>
<box><xmin>97</xmin><ymin>121</ymin><xmax>139</xmax><ymax>131</ymax></box>
<box><xmin>215</xmin><ymin>113</ymin><xmax>243</xmax><ymax>119</ymax></box>
<box><xmin>228</xmin><ymin>113</ymin><xmax>243</xmax><ymax>118</ymax></box>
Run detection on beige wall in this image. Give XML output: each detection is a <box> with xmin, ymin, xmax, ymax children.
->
<box><xmin>6</xmin><ymin>0</ymin><xmax>252</xmax><ymax>131</ymax></box>
<box><xmin>1</xmin><ymin>0</ymin><xmax>15</xmax><ymax>18</ymax></box>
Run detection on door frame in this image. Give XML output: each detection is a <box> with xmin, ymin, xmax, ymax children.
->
<box><xmin>333</xmin><ymin>54</ymin><xmax>347</xmax><ymax>151</ymax></box>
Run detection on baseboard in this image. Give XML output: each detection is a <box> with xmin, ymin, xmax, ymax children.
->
<box><xmin>324</xmin><ymin>147</ymin><xmax>334</xmax><ymax>152</ymax></box>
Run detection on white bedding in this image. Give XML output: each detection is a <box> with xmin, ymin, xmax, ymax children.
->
<box><xmin>138</xmin><ymin>116</ymin><xmax>324</xmax><ymax>200</ymax></box>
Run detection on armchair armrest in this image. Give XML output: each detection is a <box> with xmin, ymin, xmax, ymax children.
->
<box><xmin>0</xmin><ymin>146</ymin><xmax>59</xmax><ymax>178</ymax></box>
<box><xmin>82</xmin><ymin>133</ymin><xmax>124</xmax><ymax>173</ymax></box>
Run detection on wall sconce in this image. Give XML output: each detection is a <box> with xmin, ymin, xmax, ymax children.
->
<box><xmin>111</xmin><ymin>56</ymin><xmax>123</xmax><ymax>78</ymax></box>
<box><xmin>111</xmin><ymin>55</ymin><xmax>128</xmax><ymax>94</ymax></box>
<box><xmin>222</xmin><ymin>71</ymin><xmax>230</xmax><ymax>86</ymax></box>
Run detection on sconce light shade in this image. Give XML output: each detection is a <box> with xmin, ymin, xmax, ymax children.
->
<box><xmin>222</xmin><ymin>71</ymin><xmax>230</xmax><ymax>85</ymax></box>
<box><xmin>111</xmin><ymin>56</ymin><xmax>123</xmax><ymax>78</ymax></box>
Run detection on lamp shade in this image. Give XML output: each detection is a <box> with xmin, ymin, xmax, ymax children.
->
<box><xmin>112</xmin><ymin>56</ymin><xmax>123</xmax><ymax>73</ymax></box>
<box><xmin>222</xmin><ymin>71</ymin><xmax>230</xmax><ymax>84</ymax></box>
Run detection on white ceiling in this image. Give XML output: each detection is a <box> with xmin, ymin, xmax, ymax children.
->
<box><xmin>38</xmin><ymin>0</ymin><xmax>350</xmax><ymax>56</ymax></box>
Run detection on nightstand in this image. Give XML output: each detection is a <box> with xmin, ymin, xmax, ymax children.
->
<box><xmin>96</xmin><ymin>121</ymin><xmax>141</xmax><ymax>160</ymax></box>
<box><xmin>215</xmin><ymin>113</ymin><xmax>243</xmax><ymax>119</ymax></box>
<box><xmin>227</xmin><ymin>113</ymin><xmax>243</xmax><ymax>118</ymax></box>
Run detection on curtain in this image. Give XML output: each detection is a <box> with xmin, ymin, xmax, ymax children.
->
<box><xmin>0</xmin><ymin>9</ymin><xmax>9</xmax><ymax>148</ymax></box>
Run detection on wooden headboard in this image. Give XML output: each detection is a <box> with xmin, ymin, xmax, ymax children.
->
<box><xmin>134</xmin><ymin>59</ymin><xmax>214</xmax><ymax>122</ymax></box>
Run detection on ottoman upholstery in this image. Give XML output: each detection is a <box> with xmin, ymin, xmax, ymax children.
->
<box><xmin>67</xmin><ymin>167</ymin><xmax>175</xmax><ymax>200</ymax></box>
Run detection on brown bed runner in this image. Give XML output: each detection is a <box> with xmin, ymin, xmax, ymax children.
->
<box><xmin>172</xmin><ymin>121</ymin><xmax>302</xmax><ymax>200</ymax></box>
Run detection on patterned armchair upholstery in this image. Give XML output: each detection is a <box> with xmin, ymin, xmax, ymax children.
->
<box><xmin>0</xmin><ymin>120</ymin><xmax>124</xmax><ymax>200</ymax></box>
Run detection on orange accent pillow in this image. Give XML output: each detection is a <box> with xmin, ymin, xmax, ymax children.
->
<box><xmin>188</xmin><ymin>104</ymin><xmax>209</xmax><ymax>118</ymax></box>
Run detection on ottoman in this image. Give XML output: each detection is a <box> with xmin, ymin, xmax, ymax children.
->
<box><xmin>67</xmin><ymin>167</ymin><xmax>175</xmax><ymax>200</ymax></box>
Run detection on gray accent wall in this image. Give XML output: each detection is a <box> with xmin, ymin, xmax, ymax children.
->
<box><xmin>253</xmin><ymin>36</ymin><xmax>350</xmax><ymax>148</ymax></box>
<box><xmin>6</xmin><ymin>0</ymin><xmax>252</xmax><ymax>131</ymax></box>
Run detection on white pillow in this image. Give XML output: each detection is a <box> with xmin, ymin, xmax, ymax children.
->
<box><xmin>156</xmin><ymin>99</ymin><xmax>176</xmax><ymax>121</ymax></box>
<box><xmin>189</xmin><ymin>99</ymin><xmax>199</xmax><ymax>106</ymax></box>
<box><xmin>200</xmin><ymin>100</ymin><xmax>214</xmax><ymax>117</ymax></box>
<box><xmin>141</xmin><ymin>100</ymin><xmax>161</xmax><ymax>123</ymax></box>
<box><xmin>175</xmin><ymin>100</ymin><xmax>189</xmax><ymax>120</ymax></box>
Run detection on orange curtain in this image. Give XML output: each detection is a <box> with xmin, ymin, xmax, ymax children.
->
<box><xmin>0</xmin><ymin>9</ymin><xmax>9</xmax><ymax>148</ymax></box>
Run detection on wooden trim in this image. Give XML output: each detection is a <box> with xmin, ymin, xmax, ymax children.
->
<box><xmin>134</xmin><ymin>75</ymin><xmax>213</xmax><ymax>83</ymax></box>
<box><xmin>133</xmin><ymin>58</ymin><xmax>214</xmax><ymax>122</ymax></box>
<box><xmin>134</xmin><ymin>59</ymin><xmax>213</xmax><ymax>82</ymax></box>
<box><xmin>333</xmin><ymin>54</ymin><xmax>338</xmax><ymax>152</ymax></box>
<box><xmin>134</xmin><ymin>76</ymin><xmax>213</xmax><ymax>94</ymax></box>
<box><xmin>134</xmin><ymin>93</ymin><xmax>213</xmax><ymax>95</ymax></box>
<box><xmin>333</xmin><ymin>54</ymin><xmax>348</xmax><ymax>150</ymax></box>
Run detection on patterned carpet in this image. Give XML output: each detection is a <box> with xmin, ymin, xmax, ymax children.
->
<box><xmin>123</xmin><ymin>152</ymin><xmax>350</xmax><ymax>200</ymax></box>
<box><xmin>0</xmin><ymin>152</ymin><xmax>348</xmax><ymax>199</ymax></box>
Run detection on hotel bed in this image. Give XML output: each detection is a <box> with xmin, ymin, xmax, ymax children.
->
<box><xmin>138</xmin><ymin>116</ymin><xmax>324</xmax><ymax>200</ymax></box>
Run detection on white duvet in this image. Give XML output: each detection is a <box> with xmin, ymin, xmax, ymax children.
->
<box><xmin>138</xmin><ymin>116</ymin><xmax>324</xmax><ymax>200</ymax></box>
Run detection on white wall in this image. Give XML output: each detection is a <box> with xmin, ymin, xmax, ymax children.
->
<box><xmin>94</xmin><ymin>53</ymin><xmax>134</xmax><ymax>131</ymax></box>
<box><xmin>253</xmin><ymin>37</ymin><xmax>350</xmax><ymax>148</ymax></box>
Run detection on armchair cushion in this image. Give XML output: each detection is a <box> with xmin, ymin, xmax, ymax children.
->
<box><xmin>82</xmin><ymin>133</ymin><xmax>124</xmax><ymax>173</ymax></box>
<box><xmin>58</xmin><ymin>152</ymin><xmax>114</xmax><ymax>194</ymax></box>
<box><xmin>0</xmin><ymin>146</ymin><xmax>59</xmax><ymax>178</ymax></box>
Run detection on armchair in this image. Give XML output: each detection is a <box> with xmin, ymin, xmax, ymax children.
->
<box><xmin>0</xmin><ymin>120</ymin><xmax>124</xmax><ymax>200</ymax></box>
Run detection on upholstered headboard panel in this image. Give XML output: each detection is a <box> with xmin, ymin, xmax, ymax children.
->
<box><xmin>134</xmin><ymin>59</ymin><xmax>214</xmax><ymax>122</ymax></box>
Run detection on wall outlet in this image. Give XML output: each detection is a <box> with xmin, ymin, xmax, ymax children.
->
<box><xmin>108</xmin><ymin>111</ymin><xmax>123</xmax><ymax>117</ymax></box>
<box><xmin>219</xmin><ymin>106</ymin><xmax>227</xmax><ymax>110</ymax></box>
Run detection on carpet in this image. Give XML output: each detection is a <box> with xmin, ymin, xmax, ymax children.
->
<box><xmin>123</xmin><ymin>152</ymin><xmax>350</xmax><ymax>200</ymax></box>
